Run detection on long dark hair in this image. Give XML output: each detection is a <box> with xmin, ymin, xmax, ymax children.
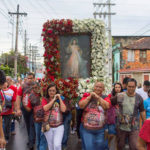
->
<box><xmin>46</xmin><ymin>82</ymin><xmax>59</xmax><ymax>99</ymax></box>
<box><xmin>112</xmin><ymin>82</ymin><xmax>123</xmax><ymax>96</ymax></box>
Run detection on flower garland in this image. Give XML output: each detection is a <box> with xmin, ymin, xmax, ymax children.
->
<box><xmin>42</xmin><ymin>19</ymin><xmax>111</xmax><ymax>99</ymax></box>
<box><xmin>42</xmin><ymin>19</ymin><xmax>73</xmax><ymax>81</ymax></box>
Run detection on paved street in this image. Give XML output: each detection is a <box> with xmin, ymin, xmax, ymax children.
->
<box><xmin>6</xmin><ymin>118</ymin><xmax>82</xmax><ymax>150</ymax></box>
<box><xmin>6</xmin><ymin>118</ymin><xmax>130</xmax><ymax>150</ymax></box>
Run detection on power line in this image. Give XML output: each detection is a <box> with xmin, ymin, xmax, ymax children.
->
<box><xmin>1</xmin><ymin>0</ymin><xmax>10</xmax><ymax>11</ymax></box>
<box><xmin>45</xmin><ymin>0</ymin><xmax>59</xmax><ymax>17</ymax></box>
<box><xmin>93</xmin><ymin>0</ymin><xmax>116</xmax><ymax>79</ymax></box>
<box><xmin>133</xmin><ymin>23</ymin><xmax>150</xmax><ymax>35</ymax></box>
<box><xmin>27</xmin><ymin>0</ymin><xmax>48</xmax><ymax>17</ymax></box>
<box><xmin>8</xmin><ymin>4</ymin><xmax>27</xmax><ymax>78</ymax></box>
<box><xmin>0</xmin><ymin>8</ymin><xmax>10</xmax><ymax>20</ymax></box>
<box><xmin>6</xmin><ymin>0</ymin><xmax>16</xmax><ymax>11</ymax></box>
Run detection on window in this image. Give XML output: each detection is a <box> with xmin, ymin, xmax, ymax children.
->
<box><xmin>128</xmin><ymin>50</ymin><xmax>134</xmax><ymax>62</ymax></box>
<box><xmin>140</xmin><ymin>50</ymin><xmax>147</xmax><ymax>62</ymax></box>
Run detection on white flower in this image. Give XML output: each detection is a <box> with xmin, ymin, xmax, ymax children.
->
<box><xmin>72</xmin><ymin>19</ymin><xmax>110</xmax><ymax>94</ymax></box>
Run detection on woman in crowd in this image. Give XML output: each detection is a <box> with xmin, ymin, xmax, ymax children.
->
<box><xmin>26</xmin><ymin>82</ymin><xmax>47</xmax><ymax>150</ymax></box>
<box><xmin>0</xmin><ymin>70</ymin><xmax>6</xmax><ymax>148</ymax></box>
<box><xmin>107</xmin><ymin>82</ymin><xmax>123</xmax><ymax>149</ymax></box>
<box><xmin>1</xmin><ymin>81</ymin><xmax>15</xmax><ymax>142</ymax></box>
<box><xmin>79</xmin><ymin>81</ymin><xmax>110</xmax><ymax>150</ymax></box>
<box><xmin>138</xmin><ymin>118</ymin><xmax>150</xmax><ymax>150</ymax></box>
<box><xmin>42</xmin><ymin>83</ymin><xmax>66</xmax><ymax>150</ymax></box>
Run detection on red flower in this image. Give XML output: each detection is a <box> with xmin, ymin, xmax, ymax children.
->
<box><xmin>43</xmin><ymin>37</ymin><xmax>46</xmax><ymax>41</ymax></box>
<box><xmin>48</xmin><ymin>30</ymin><xmax>53</xmax><ymax>34</ymax></box>
<box><xmin>83</xmin><ymin>93</ymin><xmax>90</xmax><ymax>97</ymax></box>
<box><xmin>50</xmin><ymin>76</ymin><xmax>55</xmax><ymax>81</ymax></box>
<box><xmin>86</xmin><ymin>80</ymin><xmax>90</xmax><ymax>83</ymax></box>
<box><xmin>48</xmin><ymin>55</ymin><xmax>52</xmax><ymax>59</ymax></box>
<box><xmin>43</xmin><ymin>28</ymin><xmax>46</xmax><ymax>32</ymax></box>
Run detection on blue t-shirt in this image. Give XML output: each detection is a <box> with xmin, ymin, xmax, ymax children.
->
<box><xmin>144</xmin><ymin>97</ymin><xmax>150</xmax><ymax>119</ymax></box>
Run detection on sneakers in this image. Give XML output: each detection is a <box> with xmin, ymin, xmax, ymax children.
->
<box><xmin>71</xmin><ymin>130</ymin><xmax>75</xmax><ymax>134</ymax></box>
<box><xmin>11</xmin><ymin>131</ymin><xmax>16</xmax><ymax>135</ymax></box>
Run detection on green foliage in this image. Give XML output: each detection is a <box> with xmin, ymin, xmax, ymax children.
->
<box><xmin>112</xmin><ymin>37</ymin><xmax>115</xmax><ymax>46</ymax></box>
<box><xmin>0</xmin><ymin>50</ymin><xmax>29</xmax><ymax>77</ymax></box>
<box><xmin>0</xmin><ymin>64</ymin><xmax>12</xmax><ymax>76</ymax></box>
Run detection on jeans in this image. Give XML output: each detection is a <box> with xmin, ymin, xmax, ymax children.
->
<box><xmin>34</xmin><ymin>122</ymin><xmax>47</xmax><ymax>150</ymax></box>
<box><xmin>3</xmin><ymin>115</ymin><xmax>12</xmax><ymax>141</ymax></box>
<box><xmin>11</xmin><ymin>120</ymin><xmax>15</xmax><ymax>132</ymax></box>
<box><xmin>108</xmin><ymin>124</ymin><xmax>116</xmax><ymax>135</ymax></box>
<box><xmin>22</xmin><ymin>107</ymin><xmax>35</xmax><ymax>148</ymax></box>
<box><xmin>62</xmin><ymin>112</ymin><xmax>72</xmax><ymax>148</ymax></box>
<box><xmin>76</xmin><ymin>109</ymin><xmax>83</xmax><ymax>139</ymax></box>
<box><xmin>80</xmin><ymin>123</ymin><xmax>105</xmax><ymax>150</ymax></box>
<box><xmin>44</xmin><ymin>125</ymin><xmax>64</xmax><ymax>150</ymax></box>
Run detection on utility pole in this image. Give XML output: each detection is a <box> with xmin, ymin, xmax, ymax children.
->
<box><xmin>24</xmin><ymin>30</ymin><xmax>27</xmax><ymax>56</ymax></box>
<box><xmin>32</xmin><ymin>46</ymin><xmax>38</xmax><ymax>73</ymax></box>
<box><xmin>29</xmin><ymin>44</ymin><xmax>32</xmax><ymax>72</ymax></box>
<box><xmin>93</xmin><ymin>0</ymin><xmax>115</xmax><ymax>79</ymax></box>
<box><xmin>8</xmin><ymin>4</ymin><xmax>27</xmax><ymax>79</ymax></box>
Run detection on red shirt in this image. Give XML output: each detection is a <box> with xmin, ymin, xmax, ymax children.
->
<box><xmin>27</xmin><ymin>98</ymin><xmax>32</xmax><ymax>109</ymax></box>
<box><xmin>80</xmin><ymin>93</ymin><xmax>111</xmax><ymax>122</ymax></box>
<box><xmin>1</xmin><ymin>89</ymin><xmax>15</xmax><ymax>115</ymax></box>
<box><xmin>27</xmin><ymin>93</ymin><xmax>41</xmax><ymax>109</ymax></box>
<box><xmin>79</xmin><ymin>93</ymin><xmax>111</xmax><ymax>105</ymax></box>
<box><xmin>42</xmin><ymin>97</ymin><xmax>48</xmax><ymax>106</ymax></box>
<box><xmin>17</xmin><ymin>86</ymin><xmax>23</xmax><ymax>97</ymax></box>
<box><xmin>42</xmin><ymin>97</ymin><xmax>65</xmax><ymax>106</ymax></box>
<box><xmin>0</xmin><ymin>91</ymin><xmax>4</xmax><ymax>100</ymax></box>
<box><xmin>9</xmin><ymin>85</ymin><xmax>17</xmax><ymax>100</ymax></box>
<box><xmin>139</xmin><ymin>119</ymin><xmax>150</xmax><ymax>150</ymax></box>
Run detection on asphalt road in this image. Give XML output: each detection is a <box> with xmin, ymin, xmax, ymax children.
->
<box><xmin>6</xmin><ymin>118</ymin><xmax>82</xmax><ymax>150</ymax></box>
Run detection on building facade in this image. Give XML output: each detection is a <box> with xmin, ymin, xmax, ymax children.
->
<box><xmin>119</xmin><ymin>37</ymin><xmax>150</xmax><ymax>84</ymax></box>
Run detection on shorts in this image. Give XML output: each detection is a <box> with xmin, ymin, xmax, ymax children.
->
<box><xmin>108</xmin><ymin>124</ymin><xmax>116</xmax><ymax>135</ymax></box>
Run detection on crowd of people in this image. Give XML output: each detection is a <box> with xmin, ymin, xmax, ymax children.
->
<box><xmin>0</xmin><ymin>70</ymin><xmax>150</xmax><ymax>150</ymax></box>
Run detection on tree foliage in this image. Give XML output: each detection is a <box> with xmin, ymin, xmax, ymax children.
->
<box><xmin>0</xmin><ymin>50</ymin><xmax>29</xmax><ymax>77</ymax></box>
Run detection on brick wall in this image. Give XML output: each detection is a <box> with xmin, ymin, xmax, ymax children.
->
<box><xmin>121</xmin><ymin>49</ymin><xmax>150</xmax><ymax>69</ymax></box>
<box><xmin>147</xmin><ymin>50</ymin><xmax>150</xmax><ymax>62</ymax></box>
<box><xmin>134</xmin><ymin>50</ymin><xmax>140</xmax><ymax>62</ymax></box>
<box><xmin>122</xmin><ymin>50</ymin><xmax>128</xmax><ymax>60</ymax></box>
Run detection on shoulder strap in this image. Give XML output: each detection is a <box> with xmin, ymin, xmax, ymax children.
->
<box><xmin>1</xmin><ymin>90</ymin><xmax>7</xmax><ymax>101</ymax></box>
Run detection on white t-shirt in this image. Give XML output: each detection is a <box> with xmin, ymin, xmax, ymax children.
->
<box><xmin>136</xmin><ymin>88</ymin><xmax>148</xmax><ymax>100</ymax></box>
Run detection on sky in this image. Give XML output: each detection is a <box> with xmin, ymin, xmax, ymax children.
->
<box><xmin>0</xmin><ymin>0</ymin><xmax>150</xmax><ymax>61</ymax></box>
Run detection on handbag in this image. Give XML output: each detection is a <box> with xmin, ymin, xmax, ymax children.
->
<box><xmin>41</xmin><ymin>101</ymin><xmax>54</xmax><ymax>133</ymax></box>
